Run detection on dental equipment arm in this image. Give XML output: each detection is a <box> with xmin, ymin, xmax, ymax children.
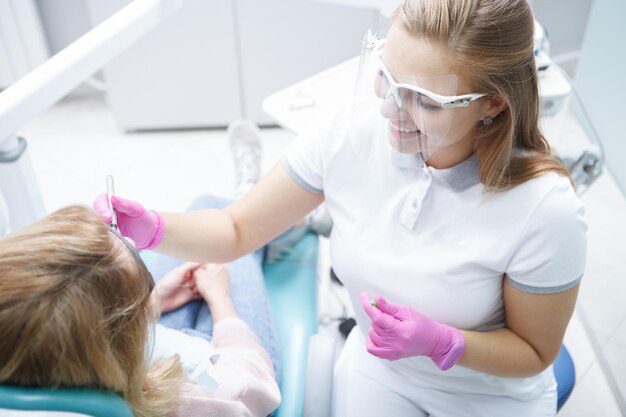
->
<box><xmin>0</xmin><ymin>0</ymin><xmax>183</xmax><ymax>231</ymax></box>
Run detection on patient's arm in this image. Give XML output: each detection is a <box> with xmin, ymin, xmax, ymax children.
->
<box><xmin>193</xmin><ymin>263</ymin><xmax>238</xmax><ymax>322</ymax></box>
<box><xmin>150</xmin><ymin>262</ymin><xmax>202</xmax><ymax>314</ymax></box>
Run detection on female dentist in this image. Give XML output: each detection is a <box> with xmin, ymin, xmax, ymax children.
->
<box><xmin>94</xmin><ymin>0</ymin><xmax>586</xmax><ymax>415</ymax></box>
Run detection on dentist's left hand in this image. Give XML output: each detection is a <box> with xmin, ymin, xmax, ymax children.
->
<box><xmin>93</xmin><ymin>194</ymin><xmax>164</xmax><ymax>250</ymax></box>
<box><xmin>360</xmin><ymin>292</ymin><xmax>465</xmax><ymax>370</ymax></box>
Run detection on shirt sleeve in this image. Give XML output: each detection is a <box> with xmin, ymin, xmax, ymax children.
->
<box><xmin>174</xmin><ymin>317</ymin><xmax>281</xmax><ymax>417</ymax></box>
<box><xmin>506</xmin><ymin>176</ymin><xmax>587</xmax><ymax>294</ymax></box>
<box><xmin>281</xmin><ymin>108</ymin><xmax>349</xmax><ymax>193</ymax></box>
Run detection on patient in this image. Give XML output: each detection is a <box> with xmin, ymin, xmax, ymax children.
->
<box><xmin>0</xmin><ymin>205</ymin><xmax>280</xmax><ymax>417</ymax></box>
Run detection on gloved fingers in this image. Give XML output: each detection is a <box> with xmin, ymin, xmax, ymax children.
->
<box><xmin>111</xmin><ymin>195</ymin><xmax>146</xmax><ymax>217</ymax></box>
<box><xmin>118</xmin><ymin>221</ymin><xmax>134</xmax><ymax>239</ymax></box>
<box><xmin>92</xmin><ymin>193</ymin><xmax>112</xmax><ymax>223</ymax></box>
<box><xmin>360</xmin><ymin>292</ymin><xmax>383</xmax><ymax>322</ymax></box>
<box><xmin>365</xmin><ymin>335</ymin><xmax>400</xmax><ymax>360</ymax></box>
<box><xmin>368</xmin><ymin>326</ymin><xmax>390</xmax><ymax>349</ymax></box>
<box><xmin>375</xmin><ymin>294</ymin><xmax>400</xmax><ymax>317</ymax></box>
<box><xmin>370</xmin><ymin>321</ymin><xmax>399</xmax><ymax>338</ymax></box>
<box><xmin>360</xmin><ymin>292</ymin><xmax>397</xmax><ymax>330</ymax></box>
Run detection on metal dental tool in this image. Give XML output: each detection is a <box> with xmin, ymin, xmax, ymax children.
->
<box><xmin>106</xmin><ymin>175</ymin><xmax>118</xmax><ymax>231</ymax></box>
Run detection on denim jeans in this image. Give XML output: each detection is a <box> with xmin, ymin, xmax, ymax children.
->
<box><xmin>142</xmin><ymin>195</ymin><xmax>280</xmax><ymax>381</ymax></box>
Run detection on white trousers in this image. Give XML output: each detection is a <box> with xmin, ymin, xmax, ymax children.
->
<box><xmin>332</xmin><ymin>329</ymin><xmax>557</xmax><ymax>417</ymax></box>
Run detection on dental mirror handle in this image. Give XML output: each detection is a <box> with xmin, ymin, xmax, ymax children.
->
<box><xmin>106</xmin><ymin>175</ymin><xmax>118</xmax><ymax>230</ymax></box>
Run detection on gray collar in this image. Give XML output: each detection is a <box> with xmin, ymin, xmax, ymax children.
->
<box><xmin>392</xmin><ymin>150</ymin><xmax>480</xmax><ymax>192</ymax></box>
<box><xmin>429</xmin><ymin>153</ymin><xmax>481</xmax><ymax>192</ymax></box>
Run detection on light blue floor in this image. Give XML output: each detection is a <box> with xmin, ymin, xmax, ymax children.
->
<box><xmin>13</xmin><ymin>95</ymin><xmax>626</xmax><ymax>417</ymax></box>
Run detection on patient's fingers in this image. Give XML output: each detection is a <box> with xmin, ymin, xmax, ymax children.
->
<box><xmin>174</xmin><ymin>261</ymin><xmax>203</xmax><ymax>275</ymax></box>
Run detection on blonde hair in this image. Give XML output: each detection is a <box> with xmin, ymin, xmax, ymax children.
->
<box><xmin>0</xmin><ymin>205</ymin><xmax>183</xmax><ymax>417</ymax></box>
<box><xmin>396</xmin><ymin>0</ymin><xmax>571</xmax><ymax>190</ymax></box>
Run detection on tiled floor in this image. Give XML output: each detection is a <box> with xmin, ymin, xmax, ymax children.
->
<box><xmin>10</xmin><ymin>95</ymin><xmax>626</xmax><ymax>416</ymax></box>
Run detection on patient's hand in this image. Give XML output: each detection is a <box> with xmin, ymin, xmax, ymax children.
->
<box><xmin>152</xmin><ymin>262</ymin><xmax>202</xmax><ymax>313</ymax></box>
<box><xmin>194</xmin><ymin>263</ymin><xmax>237</xmax><ymax>322</ymax></box>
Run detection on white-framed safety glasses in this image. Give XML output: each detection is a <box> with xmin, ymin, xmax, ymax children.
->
<box><xmin>372</xmin><ymin>39</ymin><xmax>486</xmax><ymax>109</ymax></box>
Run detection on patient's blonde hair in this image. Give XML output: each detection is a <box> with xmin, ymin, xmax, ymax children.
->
<box><xmin>0</xmin><ymin>205</ymin><xmax>183</xmax><ymax>417</ymax></box>
<box><xmin>396</xmin><ymin>0</ymin><xmax>571</xmax><ymax>190</ymax></box>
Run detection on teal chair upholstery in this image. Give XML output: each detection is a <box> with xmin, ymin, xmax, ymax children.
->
<box><xmin>0</xmin><ymin>385</ymin><xmax>133</xmax><ymax>417</ymax></box>
<box><xmin>264</xmin><ymin>232</ymin><xmax>319</xmax><ymax>417</ymax></box>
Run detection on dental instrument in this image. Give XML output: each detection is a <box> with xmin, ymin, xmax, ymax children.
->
<box><xmin>107</xmin><ymin>175</ymin><xmax>118</xmax><ymax>231</ymax></box>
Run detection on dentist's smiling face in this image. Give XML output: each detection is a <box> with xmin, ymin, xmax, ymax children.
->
<box><xmin>375</xmin><ymin>22</ymin><xmax>490</xmax><ymax>166</ymax></box>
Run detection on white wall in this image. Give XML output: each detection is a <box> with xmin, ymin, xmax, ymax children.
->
<box><xmin>35</xmin><ymin>0</ymin><xmax>105</xmax><ymax>95</ymax></box>
<box><xmin>568</xmin><ymin>0</ymin><xmax>626</xmax><ymax>411</ymax></box>
<box><xmin>0</xmin><ymin>0</ymin><xmax>49</xmax><ymax>89</ymax></box>
<box><xmin>36</xmin><ymin>0</ymin><xmax>92</xmax><ymax>55</ymax></box>
<box><xmin>529</xmin><ymin>0</ymin><xmax>593</xmax><ymax>55</ymax></box>
<box><xmin>575</xmin><ymin>0</ymin><xmax>625</xmax><ymax>196</ymax></box>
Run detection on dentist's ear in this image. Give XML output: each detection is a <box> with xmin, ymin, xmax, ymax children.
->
<box><xmin>481</xmin><ymin>94</ymin><xmax>508</xmax><ymax>120</ymax></box>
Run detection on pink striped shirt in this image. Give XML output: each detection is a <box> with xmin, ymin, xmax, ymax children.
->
<box><xmin>172</xmin><ymin>317</ymin><xmax>281</xmax><ymax>417</ymax></box>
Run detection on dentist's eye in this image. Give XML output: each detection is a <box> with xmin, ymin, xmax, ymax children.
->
<box><xmin>414</xmin><ymin>94</ymin><xmax>440</xmax><ymax>112</ymax></box>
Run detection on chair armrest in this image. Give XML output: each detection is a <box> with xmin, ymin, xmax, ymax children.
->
<box><xmin>0</xmin><ymin>385</ymin><xmax>133</xmax><ymax>417</ymax></box>
<box><xmin>303</xmin><ymin>334</ymin><xmax>336</xmax><ymax>417</ymax></box>
<box><xmin>264</xmin><ymin>232</ymin><xmax>319</xmax><ymax>417</ymax></box>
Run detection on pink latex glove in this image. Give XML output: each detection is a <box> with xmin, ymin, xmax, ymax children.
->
<box><xmin>93</xmin><ymin>194</ymin><xmax>164</xmax><ymax>250</ymax></box>
<box><xmin>360</xmin><ymin>292</ymin><xmax>465</xmax><ymax>370</ymax></box>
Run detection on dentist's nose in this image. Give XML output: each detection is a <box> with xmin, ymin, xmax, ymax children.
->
<box><xmin>380</xmin><ymin>93</ymin><xmax>409</xmax><ymax>120</ymax></box>
<box><xmin>380</xmin><ymin>95</ymin><xmax>398</xmax><ymax>119</ymax></box>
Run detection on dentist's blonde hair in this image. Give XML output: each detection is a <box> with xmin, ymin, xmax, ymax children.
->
<box><xmin>0</xmin><ymin>205</ymin><xmax>183</xmax><ymax>417</ymax></box>
<box><xmin>396</xmin><ymin>0</ymin><xmax>571</xmax><ymax>190</ymax></box>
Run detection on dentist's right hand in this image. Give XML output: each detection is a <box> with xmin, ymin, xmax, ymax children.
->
<box><xmin>93</xmin><ymin>194</ymin><xmax>164</xmax><ymax>250</ymax></box>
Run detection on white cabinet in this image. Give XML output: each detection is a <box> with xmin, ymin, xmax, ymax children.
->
<box><xmin>88</xmin><ymin>0</ymin><xmax>379</xmax><ymax>130</ymax></box>
<box><xmin>88</xmin><ymin>0</ymin><xmax>241</xmax><ymax>130</ymax></box>
<box><xmin>235</xmin><ymin>0</ymin><xmax>379</xmax><ymax>124</ymax></box>
<box><xmin>0</xmin><ymin>0</ymin><xmax>49</xmax><ymax>89</ymax></box>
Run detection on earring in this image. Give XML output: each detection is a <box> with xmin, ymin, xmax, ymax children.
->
<box><xmin>482</xmin><ymin>117</ymin><xmax>493</xmax><ymax>126</ymax></box>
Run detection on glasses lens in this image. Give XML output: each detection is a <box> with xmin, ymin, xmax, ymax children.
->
<box><xmin>402</xmin><ymin>89</ymin><xmax>443</xmax><ymax>113</ymax></box>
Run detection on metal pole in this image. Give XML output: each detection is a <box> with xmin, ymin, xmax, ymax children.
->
<box><xmin>0</xmin><ymin>135</ymin><xmax>45</xmax><ymax>231</ymax></box>
<box><xmin>0</xmin><ymin>0</ymin><xmax>183</xmax><ymax>230</ymax></box>
<box><xmin>0</xmin><ymin>184</ymin><xmax>9</xmax><ymax>237</ymax></box>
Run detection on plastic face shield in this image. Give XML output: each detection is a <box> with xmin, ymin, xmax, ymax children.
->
<box><xmin>350</xmin><ymin>33</ymin><xmax>486</xmax><ymax>164</ymax></box>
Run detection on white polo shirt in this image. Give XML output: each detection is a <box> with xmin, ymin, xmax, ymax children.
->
<box><xmin>282</xmin><ymin>109</ymin><xmax>587</xmax><ymax>400</ymax></box>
